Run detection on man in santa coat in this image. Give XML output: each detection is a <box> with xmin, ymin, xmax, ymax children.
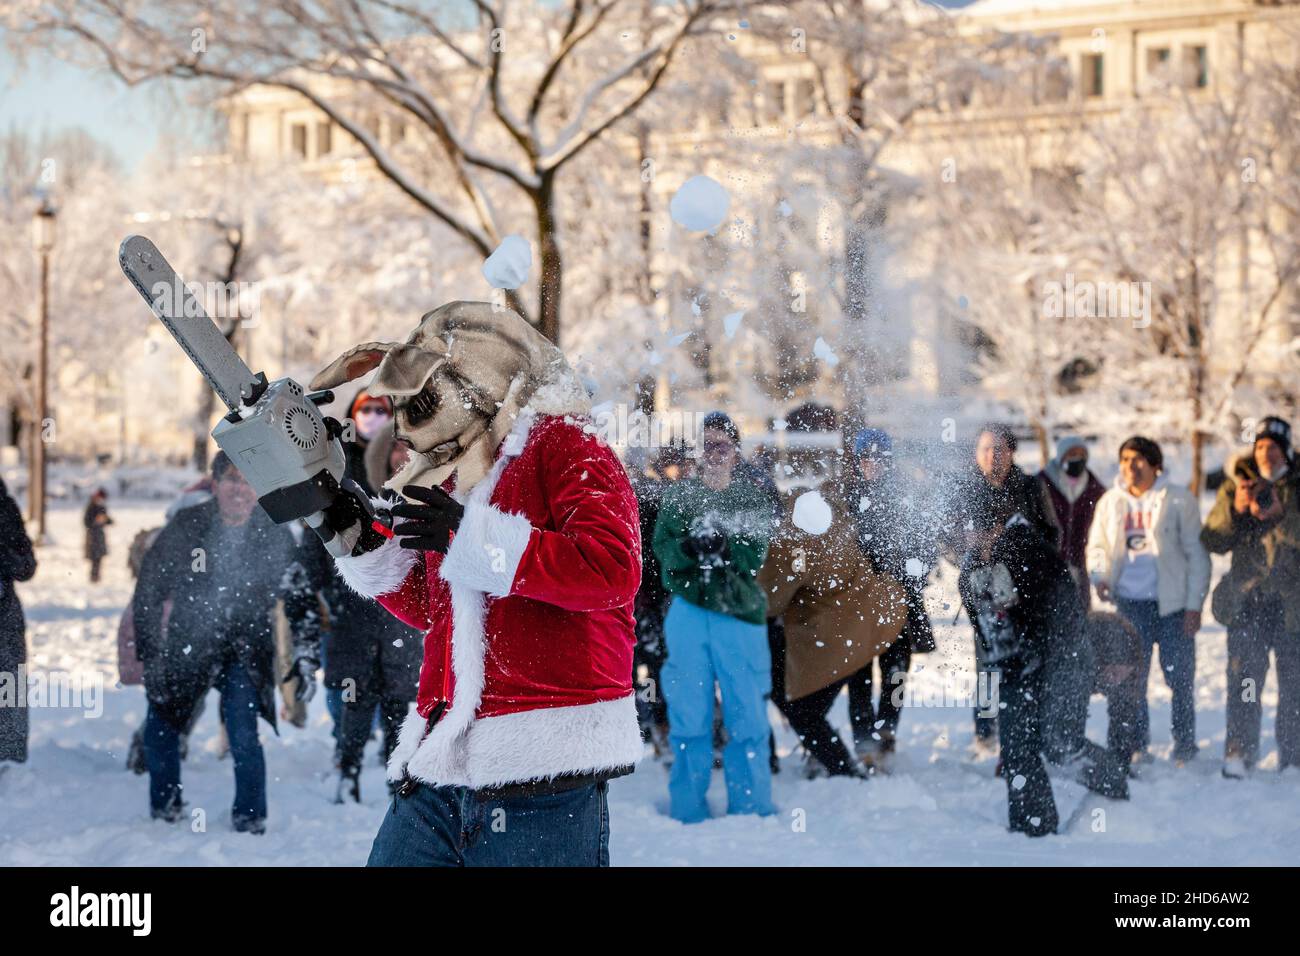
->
<box><xmin>309</xmin><ymin>301</ymin><xmax>643</xmax><ymax>866</ymax></box>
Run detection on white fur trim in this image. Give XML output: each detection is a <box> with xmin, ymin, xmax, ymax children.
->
<box><xmin>384</xmin><ymin>409</ymin><xmax>641</xmax><ymax>789</ymax></box>
<box><xmin>390</xmin><ymin>694</ymin><xmax>643</xmax><ymax>789</ymax></box>
<box><xmin>526</xmin><ymin>364</ymin><xmax>591</xmax><ymax>419</ymax></box>
<box><xmin>438</xmin><ymin>501</ymin><xmax>533</xmax><ymax>597</ymax></box>
<box><xmin>333</xmin><ymin>534</ymin><xmax>419</xmax><ymax>598</ymax></box>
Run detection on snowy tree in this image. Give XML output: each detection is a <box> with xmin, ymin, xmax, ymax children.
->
<box><xmin>10</xmin><ymin>0</ymin><xmax>744</xmax><ymax>345</ymax></box>
<box><xmin>1060</xmin><ymin>59</ymin><xmax>1300</xmax><ymax>491</ymax></box>
<box><xmin>0</xmin><ymin>128</ymin><xmax>140</xmax><ymax>461</ymax></box>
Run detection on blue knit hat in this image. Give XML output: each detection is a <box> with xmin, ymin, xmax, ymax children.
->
<box><xmin>853</xmin><ymin>427</ymin><xmax>893</xmax><ymax>459</ymax></box>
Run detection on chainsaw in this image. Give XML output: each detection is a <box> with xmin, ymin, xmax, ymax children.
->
<box><xmin>118</xmin><ymin>235</ymin><xmax>392</xmax><ymax>557</ymax></box>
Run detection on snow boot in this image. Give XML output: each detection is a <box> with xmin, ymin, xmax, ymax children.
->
<box><xmin>232</xmin><ymin>814</ymin><xmax>267</xmax><ymax>835</ymax></box>
<box><xmin>1221</xmin><ymin>756</ymin><xmax>1250</xmax><ymax>780</ymax></box>
<box><xmin>151</xmin><ymin>796</ymin><xmax>185</xmax><ymax>824</ymax></box>
<box><xmin>334</xmin><ymin>766</ymin><xmax>362</xmax><ymax>804</ymax></box>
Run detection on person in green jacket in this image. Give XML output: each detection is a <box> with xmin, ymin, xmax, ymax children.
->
<box><xmin>1201</xmin><ymin>416</ymin><xmax>1300</xmax><ymax>778</ymax></box>
<box><xmin>653</xmin><ymin>411</ymin><xmax>775</xmax><ymax>822</ymax></box>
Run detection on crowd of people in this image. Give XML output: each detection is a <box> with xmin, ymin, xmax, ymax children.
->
<box><xmin>2</xmin><ymin>395</ymin><xmax>1298</xmax><ymax>842</ymax></box>
<box><xmin>631</xmin><ymin>411</ymin><xmax>1300</xmax><ymax>836</ymax></box>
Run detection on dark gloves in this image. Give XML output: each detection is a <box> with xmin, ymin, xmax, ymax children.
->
<box><xmin>311</xmin><ymin>477</ymin><xmax>392</xmax><ymax>557</ymax></box>
<box><xmin>683</xmin><ymin>527</ymin><xmax>729</xmax><ymax>563</ymax></box>
<box><xmin>284</xmin><ymin>654</ymin><xmax>319</xmax><ymax>703</ymax></box>
<box><xmin>391</xmin><ymin>485</ymin><xmax>465</xmax><ymax>554</ymax></box>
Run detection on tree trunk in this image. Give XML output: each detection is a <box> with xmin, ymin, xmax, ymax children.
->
<box><xmin>1032</xmin><ymin>419</ymin><xmax>1050</xmax><ymax>472</ymax></box>
<box><xmin>535</xmin><ymin>172</ymin><xmax>563</xmax><ymax>345</ymax></box>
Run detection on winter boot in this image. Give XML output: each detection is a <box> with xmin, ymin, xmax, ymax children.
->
<box><xmin>334</xmin><ymin>765</ymin><xmax>362</xmax><ymax>804</ymax></box>
<box><xmin>1078</xmin><ymin>760</ymin><xmax>1130</xmax><ymax>800</ymax></box>
<box><xmin>1221</xmin><ymin>755</ymin><xmax>1250</xmax><ymax>780</ymax></box>
<box><xmin>232</xmin><ymin>814</ymin><xmax>266</xmax><ymax>835</ymax></box>
<box><xmin>151</xmin><ymin>795</ymin><xmax>185</xmax><ymax>824</ymax></box>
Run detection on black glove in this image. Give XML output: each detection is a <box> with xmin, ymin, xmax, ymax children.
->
<box><xmin>391</xmin><ymin>485</ymin><xmax>465</xmax><ymax>554</ymax></box>
<box><xmin>284</xmin><ymin>654</ymin><xmax>319</xmax><ymax>703</ymax></box>
<box><xmin>683</xmin><ymin>527</ymin><xmax>728</xmax><ymax>562</ymax></box>
<box><xmin>313</xmin><ymin>478</ymin><xmax>391</xmax><ymax>557</ymax></box>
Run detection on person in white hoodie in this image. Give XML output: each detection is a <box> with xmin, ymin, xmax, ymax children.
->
<box><xmin>1086</xmin><ymin>436</ymin><xmax>1211</xmax><ymax>764</ymax></box>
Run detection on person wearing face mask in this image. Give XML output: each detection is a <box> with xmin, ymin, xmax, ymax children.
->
<box><xmin>1038</xmin><ymin>436</ymin><xmax>1106</xmax><ymax>608</ymax></box>
<box><xmin>299</xmin><ymin>427</ymin><xmax>424</xmax><ymax>804</ymax></box>
<box><xmin>346</xmin><ymin>390</ymin><xmax>394</xmax><ymax>495</ymax></box>
<box><xmin>315</xmin><ymin>390</ymin><xmax>396</xmax><ymax>748</ymax></box>
<box><xmin>1087</xmin><ymin>436</ymin><xmax>1211</xmax><ymax>766</ymax></box>
<box><xmin>1202</xmin><ymin>416</ymin><xmax>1300</xmax><ymax>778</ymax></box>
<box><xmin>132</xmin><ymin>452</ymin><xmax>322</xmax><ymax>832</ymax></box>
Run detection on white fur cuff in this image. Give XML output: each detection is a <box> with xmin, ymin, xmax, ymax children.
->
<box><xmin>438</xmin><ymin>501</ymin><xmax>534</xmax><ymax>597</ymax></box>
<box><xmin>334</xmin><ymin>534</ymin><xmax>419</xmax><ymax>598</ymax></box>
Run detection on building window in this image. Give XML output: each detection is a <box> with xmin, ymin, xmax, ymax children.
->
<box><xmin>290</xmin><ymin>122</ymin><xmax>308</xmax><ymax>159</ymax></box>
<box><xmin>317</xmin><ymin>122</ymin><xmax>332</xmax><ymax>156</ymax></box>
<box><xmin>1184</xmin><ymin>45</ymin><xmax>1209</xmax><ymax>88</ymax></box>
<box><xmin>1146</xmin><ymin>47</ymin><xmax>1170</xmax><ymax>75</ymax></box>
<box><xmin>763</xmin><ymin>80</ymin><xmax>786</xmax><ymax>123</ymax></box>
<box><xmin>791</xmin><ymin>78</ymin><xmax>816</xmax><ymax>118</ymax></box>
<box><xmin>1082</xmin><ymin>54</ymin><xmax>1104</xmax><ymax>98</ymax></box>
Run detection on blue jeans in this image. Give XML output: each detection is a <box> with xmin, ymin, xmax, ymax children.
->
<box><xmin>662</xmin><ymin>596</ymin><xmax>774</xmax><ymax>823</ymax></box>
<box><xmin>367</xmin><ymin>781</ymin><xmax>610</xmax><ymax>866</ymax></box>
<box><xmin>145</xmin><ymin>663</ymin><xmax>267</xmax><ymax>822</ymax></box>
<box><xmin>1115</xmin><ymin>598</ymin><xmax>1196</xmax><ymax>754</ymax></box>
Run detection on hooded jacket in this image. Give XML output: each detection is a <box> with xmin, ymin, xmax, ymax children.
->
<box><xmin>1086</xmin><ymin>474</ymin><xmax>1210</xmax><ymax>617</ymax></box>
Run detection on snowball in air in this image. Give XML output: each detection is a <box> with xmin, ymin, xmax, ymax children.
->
<box><xmin>670</xmin><ymin>175</ymin><xmax>730</xmax><ymax>232</ymax></box>
<box><xmin>905</xmin><ymin>558</ymin><xmax>926</xmax><ymax>578</ymax></box>
<box><xmin>723</xmin><ymin>311</ymin><xmax>745</xmax><ymax>339</ymax></box>
<box><xmin>482</xmin><ymin>234</ymin><xmax>531</xmax><ymax>289</ymax></box>
<box><xmin>792</xmin><ymin>490</ymin><xmax>833</xmax><ymax>535</ymax></box>
<box><xmin>814</xmin><ymin>336</ymin><xmax>839</xmax><ymax>368</ymax></box>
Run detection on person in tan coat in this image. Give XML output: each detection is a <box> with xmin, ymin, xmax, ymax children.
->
<box><xmin>760</xmin><ymin>486</ymin><xmax>908</xmax><ymax>776</ymax></box>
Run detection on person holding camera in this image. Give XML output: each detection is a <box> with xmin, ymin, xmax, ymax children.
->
<box><xmin>653</xmin><ymin>411</ymin><xmax>776</xmax><ymax>823</ymax></box>
<box><xmin>1201</xmin><ymin>416</ymin><xmax>1300</xmax><ymax>778</ymax></box>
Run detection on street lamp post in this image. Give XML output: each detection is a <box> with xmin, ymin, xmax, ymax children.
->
<box><xmin>32</xmin><ymin>197</ymin><xmax>56</xmax><ymax>545</ymax></box>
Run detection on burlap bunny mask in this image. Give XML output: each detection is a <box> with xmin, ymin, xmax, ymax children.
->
<box><xmin>310</xmin><ymin>301</ymin><xmax>576</xmax><ymax>494</ymax></box>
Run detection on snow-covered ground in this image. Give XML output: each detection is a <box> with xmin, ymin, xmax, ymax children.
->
<box><xmin>3</xmin><ymin>500</ymin><xmax>1298</xmax><ymax>866</ymax></box>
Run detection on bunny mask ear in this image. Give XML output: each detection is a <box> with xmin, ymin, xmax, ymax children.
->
<box><xmin>368</xmin><ymin>342</ymin><xmax>450</xmax><ymax>398</ymax></box>
<box><xmin>309</xmin><ymin>342</ymin><xmax>396</xmax><ymax>390</ymax></box>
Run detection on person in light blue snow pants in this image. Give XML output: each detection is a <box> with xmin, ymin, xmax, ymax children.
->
<box><xmin>662</xmin><ymin>595</ymin><xmax>774</xmax><ymax>823</ymax></box>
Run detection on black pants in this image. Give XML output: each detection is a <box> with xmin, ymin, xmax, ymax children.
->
<box><xmin>782</xmin><ymin>677</ymin><xmax>861</xmax><ymax>775</ymax></box>
<box><xmin>847</xmin><ymin>640</ymin><xmax>913</xmax><ymax>745</ymax></box>
<box><xmin>767</xmin><ymin>621</ymin><xmax>857</xmax><ymax>774</ymax></box>
<box><xmin>999</xmin><ymin>663</ymin><xmax>1058</xmax><ymax>836</ymax></box>
<box><xmin>338</xmin><ymin>689</ymin><xmax>407</xmax><ymax>775</ymax></box>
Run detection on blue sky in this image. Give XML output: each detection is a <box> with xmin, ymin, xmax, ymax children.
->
<box><xmin>1</xmin><ymin>2</ymin><xmax>979</xmax><ymax>171</ymax></box>
<box><xmin>0</xmin><ymin>47</ymin><xmax>207</xmax><ymax>169</ymax></box>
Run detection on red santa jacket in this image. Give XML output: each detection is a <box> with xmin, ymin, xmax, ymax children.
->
<box><xmin>335</xmin><ymin>401</ymin><xmax>643</xmax><ymax>790</ymax></box>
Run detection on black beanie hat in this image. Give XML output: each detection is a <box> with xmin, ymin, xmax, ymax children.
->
<box><xmin>702</xmin><ymin>411</ymin><xmax>740</xmax><ymax>445</ymax></box>
<box><xmin>1255</xmin><ymin>416</ymin><xmax>1292</xmax><ymax>460</ymax></box>
<box><xmin>211</xmin><ymin>450</ymin><xmax>236</xmax><ymax>480</ymax></box>
<box><xmin>1119</xmin><ymin>435</ymin><xmax>1163</xmax><ymax>472</ymax></box>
